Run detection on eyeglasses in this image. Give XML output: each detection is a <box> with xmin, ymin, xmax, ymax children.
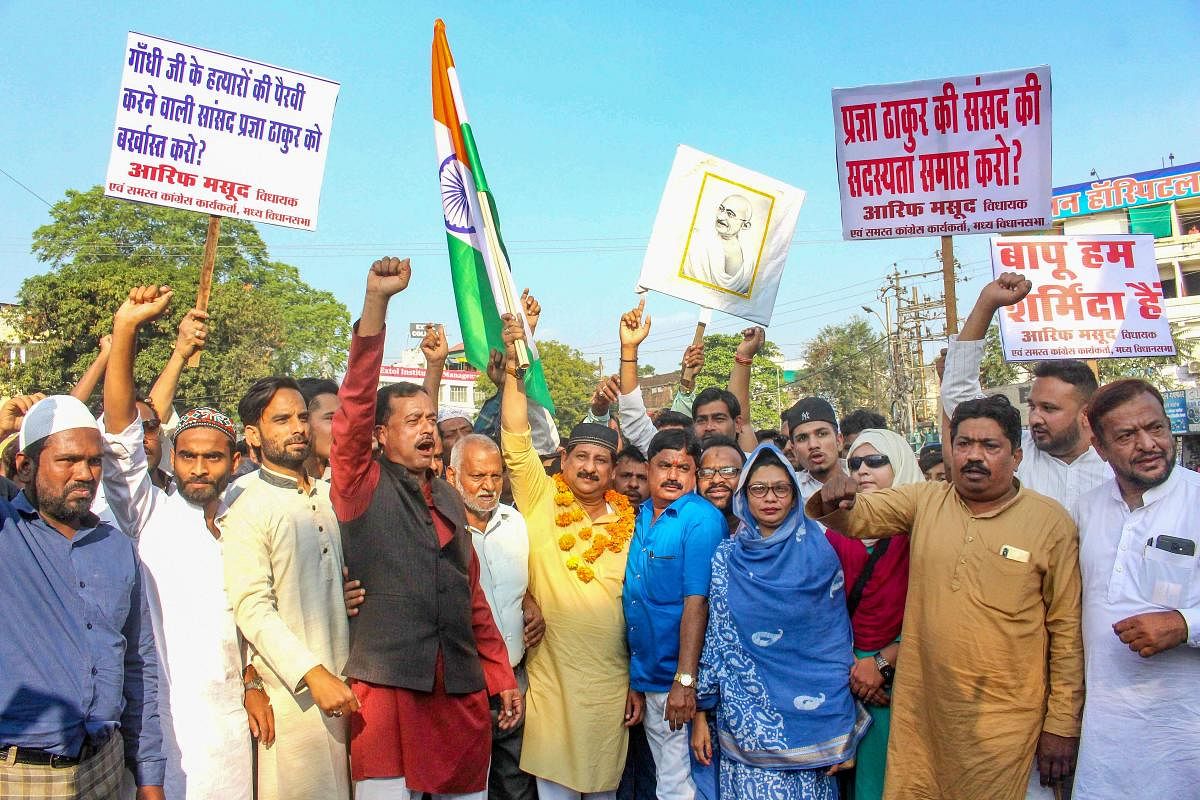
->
<box><xmin>697</xmin><ymin>466</ymin><xmax>741</xmax><ymax>479</ymax></box>
<box><xmin>746</xmin><ymin>482</ymin><xmax>794</xmax><ymax>499</ymax></box>
<box><xmin>848</xmin><ymin>454</ymin><xmax>889</xmax><ymax>471</ymax></box>
<box><xmin>142</xmin><ymin>418</ymin><xmax>162</xmax><ymax>434</ymax></box>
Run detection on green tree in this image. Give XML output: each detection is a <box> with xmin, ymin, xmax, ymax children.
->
<box><xmin>794</xmin><ymin>316</ymin><xmax>882</xmax><ymax>419</ymax></box>
<box><xmin>693</xmin><ymin>333</ymin><xmax>784</xmax><ymax>430</ymax></box>
<box><xmin>1</xmin><ymin>186</ymin><xmax>350</xmax><ymax>417</ymax></box>
<box><xmin>981</xmin><ymin>324</ymin><xmax>1027</xmax><ymax>388</ymax></box>
<box><xmin>473</xmin><ymin>339</ymin><xmax>599</xmax><ymax>434</ymax></box>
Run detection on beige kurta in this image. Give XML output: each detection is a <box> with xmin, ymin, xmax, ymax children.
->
<box><xmin>501</xmin><ymin>425</ymin><xmax>631</xmax><ymax>793</ymax></box>
<box><xmin>222</xmin><ymin>467</ymin><xmax>350</xmax><ymax>800</ymax></box>
<box><xmin>809</xmin><ymin>480</ymin><xmax>1083</xmax><ymax>800</ymax></box>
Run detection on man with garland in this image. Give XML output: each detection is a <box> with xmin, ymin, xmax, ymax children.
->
<box><xmin>500</xmin><ymin>311</ymin><xmax>642</xmax><ymax>800</ymax></box>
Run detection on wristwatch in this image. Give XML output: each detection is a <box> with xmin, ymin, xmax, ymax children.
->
<box><xmin>674</xmin><ymin>672</ymin><xmax>695</xmax><ymax>688</ymax></box>
<box><xmin>244</xmin><ymin>676</ymin><xmax>266</xmax><ymax>694</ymax></box>
<box><xmin>873</xmin><ymin>653</ymin><xmax>896</xmax><ymax>685</ymax></box>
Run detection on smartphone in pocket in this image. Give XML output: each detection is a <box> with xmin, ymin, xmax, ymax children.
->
<box><xmin>1154</xmin><ymin>535</ymin><xmax>1196</xmax><ymax>557</ymax></box>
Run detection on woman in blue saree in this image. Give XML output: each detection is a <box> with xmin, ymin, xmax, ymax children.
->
<box><xmin>690</xmin><ymin>443</ymin><xmax>869</xmax><ymax>799</ymax></box>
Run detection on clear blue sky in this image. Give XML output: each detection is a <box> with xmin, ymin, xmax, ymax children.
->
<box><xmin>2</xmin><ymin>1</ymin><xmax>1196</xmax><ymax>372</ymax></box>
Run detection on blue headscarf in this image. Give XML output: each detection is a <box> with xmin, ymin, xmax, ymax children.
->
<box><xmin>697</xmin><ymin>443</ymin><xmax>869</xmax><ymax>770</ymax></box>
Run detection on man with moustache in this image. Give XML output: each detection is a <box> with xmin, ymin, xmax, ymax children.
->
<box><xmin>623</xmin><ymin>428</ymin><xmax>725</xmax><ymax>800</ymax></box>
<box><xmin>696</xmin><ymin>436</ymin><xmax>745</xmax><ymax>534</ymax></box>
<box><xmin>941</xmin><ymin>272</ymin><xmax>1111</xmax><ymax>508</ymax></box>
<box><xmin>0</xmin><ymin>393</ymin><xmax>164</xmax><ymax>799</ymax></box>
<box><xmin>1070</xmin><ymin>380</ymin><xmax>1200</xmax><ymax>797</ymax></box>
<box><xmin>101</xmin><ymin>286</ymin><xmax>269</xmax><ymax>800</ymax></box>
<box><xmin>447</xmin><ymin>433</ymin><xmax>545</xmax><ymax>800</ymax></box>
<box><xmin>807</xmin><ymin>394</ymin><xmax>1084</xmax><ymax>800</ymax></box>
<box><xmin>500</xmin><ymin>311</ymin><xmax>641</xmax><ymax>800</ymax></box>
<box><xmin>332</xmin><ymin>257</ymin><xmax>518</xmax><ymax>800</ymax></box>
<box><xmin>613</xmin><ymin>446</ymin><xmax>650</xmax><ymax>506</ymax></box>
<box><xmin>222</xmin><ymin>374</ymin><xmax>356</xmax><ymax>800</ymax></box>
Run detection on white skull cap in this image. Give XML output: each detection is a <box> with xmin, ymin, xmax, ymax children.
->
<box><xmin>18</xmin><ymin>395</ymin><xmax>100</xmax><ymax>452</ymax></box>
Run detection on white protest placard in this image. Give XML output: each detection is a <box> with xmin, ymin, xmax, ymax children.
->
<box><xmin>833</xmin><ymin>66</ymin><xmax>1051</xmax><ymax>241</ymax></box>
<box><xmin>636</xmin><ymin>145</ymin><xmax>805</xmax><ymax>326</ymax></box>
<box><xmin>104</xmin><ymin>32</ymin><xmax>339</xmax><ymax>230</ymax></box>
<box><xmin>991</xmin><ymin>235</ymin><xmax>1174</xmax><ymax>362</ymax></box>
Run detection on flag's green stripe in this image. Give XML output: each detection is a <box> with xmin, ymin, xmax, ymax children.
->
<box><xmin>447</xmin><ymin>234</ymin><xmax>555</xmax><ymax>411</ymax></box>
<box><xmin>461</xmin><ymin>122</ymin><xmax>512</xmax><ymax>262</ymax></box>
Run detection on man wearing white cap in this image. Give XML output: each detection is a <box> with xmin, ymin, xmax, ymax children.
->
<box><xmin>0</xmin><ymin>392</ymin><xmax>164</xmax><ymax>799</ymax></box>
<box><xmin>438</xmin><ymin>407</ymin><xmax>476</xmax><ymax>455</ymax></box>
<box><xmin>100</xmin><ymin>284</ymin><xmax>266</xmax><ymax>800</ymax></box>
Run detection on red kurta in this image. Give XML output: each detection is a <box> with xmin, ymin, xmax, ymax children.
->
<box><xmin>332</xmin><ymin>324</ymin><xmax>515</xmax><ymax>793</ymax></box>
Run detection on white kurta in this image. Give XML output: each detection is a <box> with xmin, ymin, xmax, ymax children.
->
<box><xmin>221</xmin><ymin>467</ymin><xmax>350</xmax><ymax>800</ymax></box>
<box><xmin>1072</xmin><ymin>467</ymin><xmax>1200</xmax><ymax>798</ymax></box>
<box><xmin>101</xmin><ymin>419</ymin><xmax>251</xmax><ymax>800</ymax></box>
<box><xmin>469</xmin><ymin>503</ymin><xmax>531</xmax><ymax>668</ymax></box>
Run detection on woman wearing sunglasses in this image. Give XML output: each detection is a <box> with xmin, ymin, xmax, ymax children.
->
<box><xmin>691</xmin><ymin>443</ymin><xmax>869</xmax><ymax>799</ymax></box>
<box><xmin>824</xmin><ymin>429</ymin><xmax>922</xmax><ymax>800</ymax></box>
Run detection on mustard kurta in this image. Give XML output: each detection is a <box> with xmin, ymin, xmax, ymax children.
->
<box><xmin>502</xmin><ymin>425</ymin><xmax>631</xmax><ymax>793</ymax></box>
<box><xmin>809</xmin><ymin>481</ymin><xmax>1083</xmax><ymax>800</ymax></box>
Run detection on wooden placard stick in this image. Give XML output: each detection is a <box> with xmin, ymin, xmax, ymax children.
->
<box><xmin>187</xmin><ymin>214</ymin><xmax>222</xmax><ymax>367</ymax></box>
<box><xmin>679</xmin><ymin>307</ymin><xmax>712</xmax><ymax>388</ymax></box>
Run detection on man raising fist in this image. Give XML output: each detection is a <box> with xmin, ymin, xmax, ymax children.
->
<box><xmin>331</xmin><ymin>257</ymin><xmax>518</xmax><ymax>800</ymax></box>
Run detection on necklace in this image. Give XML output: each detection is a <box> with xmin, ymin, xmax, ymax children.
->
<box><xmin>553</xmin><ymin>473</ymin><xmax>635</xmax><ymax>583</ymax></box>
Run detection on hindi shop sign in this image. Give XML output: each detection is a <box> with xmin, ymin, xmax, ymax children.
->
<box><xmin>104</xmin><ymin>32</ymin><xmax>340</xmax><ymax>231</ymax></box>
<box><xmin>990</xmin><ymin>235</ymin><xmax>1174</xmax><ymax>362</ymax></box>
<box><xmin>833</xmin><ymin>66</ymin><xmax>1051</xmax><ymax>241</ymax></box>
<box><xmin>637</xmin><ymin>145</ymin><xmax>805</xmax><ymax>326</ymax></box>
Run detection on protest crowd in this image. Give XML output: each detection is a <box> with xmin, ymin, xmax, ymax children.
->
<box><xmin>3</xmin><ymin>20</ymin><xmax>1199</xmax><ymax>800</ymax></box>
<box><xmin>2</xmin><ymin>258</ymin><xmax>1198</xmax><ymax>800</ymax></box>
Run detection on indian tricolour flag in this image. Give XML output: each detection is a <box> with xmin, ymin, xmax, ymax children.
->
<box><xmin>432</xmin><ymin>19</ymin><xmax>554</xmax><ymax>411</ymax></box>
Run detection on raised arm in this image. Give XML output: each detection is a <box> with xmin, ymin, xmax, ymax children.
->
<box><xmin>942</xmin><ymin>272</ymin><xmax>1032</xmax><ymax>418</ymax></box>
<box><xmin>729</xmin><ymin>326</ymin><xmax>764</xmax><ymax>452</ymax></box>
<box><xmin>103</xmin><ymin>285</ymin><xmax>174</xmax><ymax>539</ymax></box>
<box><xmin>499</xmin><ymin>313</ymin><xmax>553</xmax><ymax>511</ymax></box>
<box><xmin>420</xmin><ymin>323</ymin><xmax>449</xmax><ymax>401</ymax></box>
<box><xmin>70</xmin><ymin>335</ymin><xmax>111</xmax><ymax>404</ymax></box>
<box><xmin>331</xmin><ymin>257</ymin><xmax>410</xmax><ymax>520</ymax></box>
<box><xmin>147</xmin><ymin>309</ymin><xmax>208</xmax><ymax>422</ymax></box>
<box><xmin>615</xmin><ymin>299</ymin><xmax>656</xmax><ymax>454</ymax></box>
<box><xmin>106</xmin><ymin>286</ymin><xmax>175</xmax><ymax>434</ymax></box>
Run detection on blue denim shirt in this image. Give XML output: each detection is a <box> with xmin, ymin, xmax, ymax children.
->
<box><xmin>624</xmin><ymin>493</ymin><xmax>725</xmax><ymax>692</ymax></box>
<box><xmin>0</xmin><ymin>492</ymin><xmax>163</xmax><ymax>785</ymax></box>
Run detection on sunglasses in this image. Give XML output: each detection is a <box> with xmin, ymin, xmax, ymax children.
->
<box><xmin>697</xmin><ymin>466</ymin><xmax>741</xmax><ymax>479</ymax></box>
<box><xmin>848</xmin><ymin>453</ymin><xmax>890</xmax><ymax>471</ymax></box>
<box><xmin>746</xmin><ymin>482</ymin><xmax>794</xmax><ymax>499</ymax></box>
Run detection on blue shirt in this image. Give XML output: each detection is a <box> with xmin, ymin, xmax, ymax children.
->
<box><xmin>0</xmin><ymin>492</ymin><xmax>163</xmax><ymax>785</ymax></box>
<box><xmin>624</xmin><ymin>493</ymin><xmax>725</xmax><ymax>692</ymax></box>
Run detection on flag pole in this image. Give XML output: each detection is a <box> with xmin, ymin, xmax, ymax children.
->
<box><xmin>476</xmin><ymin>191</ymin><xmax>531</xmax><ymax>375</ymax></box>
<box><xmin>188</xmin><ymin>214</ymin><xmax>222</xmax><ymax>367</ymax></box>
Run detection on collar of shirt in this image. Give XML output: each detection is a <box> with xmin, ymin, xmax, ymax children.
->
<box><xmin>11</xmin><ymin>490</ymin><xmax>103</xmax><ymax>534</ymax></box>
<box><xmin>468</xmin><ymin>503</ymin><xmax>518</xmax><ymax>536</ymax></box>
<box><xmin>1105</xmin><ymin>463</ymin><xmax>1184</xmax><ymax>510</ymax></box>
<box><xmin>952</xmin><ymin>478</ymin><xmax>1026</xmax><ymax>519</ymax></box>
<box><xmin>257</xmin><ymin>464</ymin><xmax>315</xmax><ymax>495</ymax></box>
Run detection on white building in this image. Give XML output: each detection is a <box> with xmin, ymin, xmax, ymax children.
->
<box><xmin>378</xmin><ymin>342</ymin><xmax>483</xmax><ymax>410</ymax></box>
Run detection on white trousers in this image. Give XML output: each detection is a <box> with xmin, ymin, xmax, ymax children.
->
<box><xmin>356</xmin><ymin>776</ymin><xmax>487</xmax><ymax>800</ymax></box>
<box><xmin>534</xmin><ymin>777</ymin><xmax>617</xmax><ymax>800</ymax></box>
<box><xmin>642</xmin><ymin>691</ymin><xmax>696</xmax><ymax>800</ymax></box>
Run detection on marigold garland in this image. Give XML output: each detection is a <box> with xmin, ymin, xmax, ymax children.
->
<box><xmin>552</xmin><ymin>473</ymin><xmax>636</xmax><ymax>583</ymax></box>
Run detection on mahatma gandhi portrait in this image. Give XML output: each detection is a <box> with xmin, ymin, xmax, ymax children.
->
<box><xmin>679</xmin><ymin>177</ymin><xmax>772</xmax><ymax>298</ymax></box>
